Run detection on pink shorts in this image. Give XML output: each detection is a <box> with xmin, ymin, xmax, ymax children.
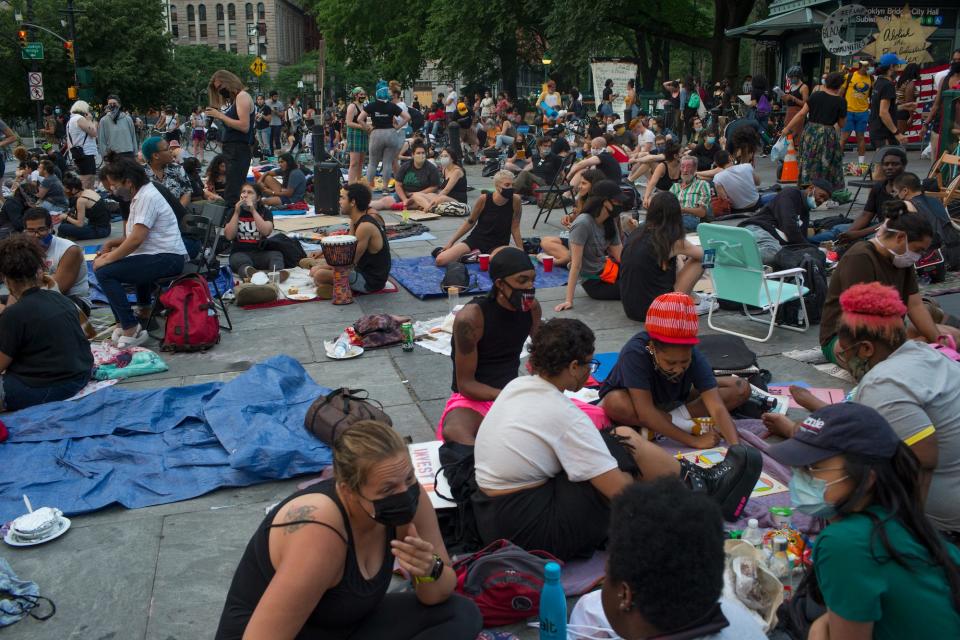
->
<box><xmin>435</xmin><ymin>393</ymin><xmax>611</xmax><ymax>440</ymax></box>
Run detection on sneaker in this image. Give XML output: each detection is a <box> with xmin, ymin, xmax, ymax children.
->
<box><xmin>116</xmin><ymin>327</ymin><xmax>150</xmax><ymax>349</ymax></box>
<box><xmin>460</xmin><ymin>249</ymin><xmax>481</xmax><ymax>264</ymax></box>
<box><xmin>242</xmin><ymin>265</ymin><xmax>257</xmax><ymax>281</ymax></box>
<box><xmin>431</xmin><ymin>247</ymin><xmax>443</xmax><ymax>259</ymax></box>
<box><xmin>693</xmin><ymin>292</ymin><xmax>718</xmax><ymax>316</ymax></box>
<box><xmin>680</xmin><ymin>444</ymin><xmax>763</xmax><ymax>521</ymax></box>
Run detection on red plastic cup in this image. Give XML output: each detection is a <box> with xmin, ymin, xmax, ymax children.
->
<box><xmin>542</xmin><ymin>256</ymin><xmax>554</xmax><ymax>272</ymax></box>
<box><xmin>479</xmin><ymin>254</ymin><xmax>491</xmax><ymax>271</ymax></box>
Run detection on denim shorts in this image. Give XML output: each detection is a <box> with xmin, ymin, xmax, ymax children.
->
<box><xmin>843</xmin><ymin>111</ymin><xmax>869</xmax><ymax>133</ymax></box>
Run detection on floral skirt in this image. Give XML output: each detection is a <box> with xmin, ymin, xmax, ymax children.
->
<box><xmin>798</xmin><ymin>122</ymin><xmax>843</xmax><ymax>190</ymax></box>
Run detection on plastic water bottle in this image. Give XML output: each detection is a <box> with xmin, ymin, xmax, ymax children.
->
<box><xmin>447</xmin><ymin>286</ymin><xmax>460</xmax><ymax>314</ymax></box>
<box><xmin>742</xmin><ymin>518</ymin><xmax>764</xmax><ymax>549</ymax></box>
<box><xmin>539</xmin><ymin>561</ymin><xmax>566</xmax><ymax>640</ymax></box>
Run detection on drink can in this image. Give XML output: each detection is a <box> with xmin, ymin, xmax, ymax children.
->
<box><xmin>401</xmin><ymin>322</ymin><xmax>415</xmax><ymax>352</ymax></box>
<box><xmin>769</xmin><ymin>506</ymin><xmax>793</xmax><ymax>528</ymax></box>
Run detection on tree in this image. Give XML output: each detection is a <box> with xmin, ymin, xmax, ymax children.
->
<box><xmin>167</xmin><ymin>45</ymin><xmax>256</xmax><ymax>112</ymax></box>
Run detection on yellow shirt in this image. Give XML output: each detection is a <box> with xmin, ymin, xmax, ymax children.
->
<box><xmin>844</xmin><ymin>71</ymin><xmax>872</xmax><ymax>113</ymax></box>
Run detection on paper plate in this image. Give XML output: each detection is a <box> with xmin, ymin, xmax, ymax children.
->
<box><xmin>287</xmin><ymin>293</ymin><xmax>317</xmax><ymax>301</ymax></box>
<box><xmin>323</xmin><ymin>341</ymin><xmax>364</xmax><ymax>360</ymax></box>
<box><xmin>4</xmin><ymin>516</ymin><xmax>71</xmax><ymax>547</ymax></box>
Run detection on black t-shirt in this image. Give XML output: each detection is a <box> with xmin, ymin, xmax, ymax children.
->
<box><xmin>723</xmin><ymin>118</ymin><xmax>763</xmax><ymax>153</ymax></box>
<box><xmin>456</xmin><ymin>111</ymin><xmax>473</xmax><ymax>129</ymax></box>
<box><xmin>0</xmin><ymin>288</ymin><xmax>93</xmax><ymax>386</ymax></box>
<box><xmin>531</xmin><ymin>153</ymin><xmax>562</xmax><ymax>181</ymax></box>
<box><xmin>231</xmin><ymin>205</ymin><xmax>274</xmax><ymax>253</ymax></box>
<box><xmin>864</xmin><ymin>179</ymin><xmax>896</xmax><ymax>221</ymax></box>
<box><xmin>618</xmin><ymin>232</ymin><xmax>679</xmax><ymax>322</ymax></box>
<box><xmin>807</xmin><ymin>91</ymin><xmax>847</xmax><ymax>126</ymax></box>
<box><xmin>692</xmin><ymin>142</ymin><xmax>719</xmax><ymax>165</ymax></box>
<box><xmin>739</xmin><ymin>187</ymin><xmax>808</xmax><ymax>246</ymax></box>
<box><xmin>869</xmin><ymin>77</ymin><xmax>897</xmax><ymax>134</ymax></box>
<box><xmin>363</xmin><ymin>101</ymin><xmax>402</xmax><ymax>129</ymax></box>
<box><xmin>602</xmin><ymin>87</ymin><xmax>613</xmax><ymax>103</ymax></box>
<box><xmin>396</xmin><ymin>160</ymin><xmax>441</xmax><ymax>194</ymax></box>
<box><xmin>595</xmin><ymin>151</ymin><xmax>622</xmax><ymax>182</ymax></box>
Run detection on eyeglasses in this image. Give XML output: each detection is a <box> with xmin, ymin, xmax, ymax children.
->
<box><xmin>834</xmin><ymin>341</ymin><xmax>864</xmax><ymax>366</ymax></box>
<box><xmin>24</xmin><ymin>227</ymin><xmax>50</xmax><ymax>236</ymax></box>
<box><xmin>579</xmin><ymin>359</ymin><xmax>601</xmax><ymax>373</ymax></box>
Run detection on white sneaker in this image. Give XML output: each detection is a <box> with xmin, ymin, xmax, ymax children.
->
<box><xmin>693</xmin><ymin>293</ymin><xmax>718</xmax><ymax>316</ymax></box>
<box><xmin>116</xmin><ymin>327</ymin><xmax>149</xmax><ymax>349</ymax></box>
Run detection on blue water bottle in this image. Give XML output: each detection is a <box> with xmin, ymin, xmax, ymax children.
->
<box><xmin>539</xmin><ymin>561</ymin><xmax>566</xmax><ymax>639</ymax></box>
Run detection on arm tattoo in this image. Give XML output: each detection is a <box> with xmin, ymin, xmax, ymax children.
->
<box><xmin>283</xmin><ymin>505</ymin><xmax>317</xmax><ymax>533</ymax></box>
<box><xmin>455</xmin><ymin>318</ymin><xmax>477</xmax><ymax>354</ymax></box>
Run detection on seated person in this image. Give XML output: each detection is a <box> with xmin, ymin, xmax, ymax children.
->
<box><xmin>407</xmin><ymin>147</ymin><xmax>467</xmax><ymax>211</ymax></box>
<box><xmin>204</xmin><ymin>154</ymin><xmax>228</xmax><ymax>201</ymax></box>
<box><xmin>214</xmin><ymin>420</ymin><xmax>483</xmax><ymax>640</ymax></box>
<box><xmin>142</xmin><ymin>136</ymin><xmax>193</xmax><ymax>207</ymax></box>
<box><xmin>722</xmin><ymin>116</ymin><xmax>766</xmax><ymax>154</ymax></box>
<box><xmin>224</xmin><ymin>183</ymin><xmax>283</xmax><ymax>278</ymax></box>
<box><xmin>600</xmin><ymin>293</ymin><xmax>751</xmax><ymax>448</ymax></box>
<box><xmin>568</xmin><ymin>137</ymin><xmax>622</xmax><ymax>191</ymax></box>
<box><xmin>437</xmin><ymin>247</ymin><xmax>541</xmax><ymax>444</ymax></box>
<box><xmin>819</xmin><ymin>201</ymin><xmax>956</xmax><ymax>363</ymax></box>
<box><xmin>555</xmin><ymin>180</ymin><xmax>624</xmax><ymax>310</ymax></box>
<box><xmin>766</xmin><ymin>404</ymin><xmax>960</xmax><ymax>639</ymax></box>
<box><xmin>764</xmin><ymin>282</ymin><xmax>960</xmax><ymax>537</ymax></box>
<box><xmin>371</xmin><ymin>141</ymin><xmax>440</xmax><ymax>210</ymax></box>
<box><xmin>611</xmin><ymin>119</ymin><xmax>637</xmax><ymax>150</ymax></box>
<box><xmin>738</xmin><ymin>179</ymin><xmax>832</xmax><ymax>264</ymax></box>
<box><xmin>309</xmin><ymin>184</ymin><xmax>391</xmax><ymax>294</ymax></box>
<box><xmin>181</xmin><ymin>157</ymin><xmax>206</xmax><ymax>201</ymax></box>
<box><xmin>258</xmin><ymin>153</ymin><xmax>307</xmax><ymax>208</ymax></box>
<box><xmin>569</xmin><ymin>479</ymin><xmax>767</xmax><ymax>639</ymax></box>
<box><xmin>513</xmin><ymin>137</ymin><xmax>564</xmax><ymax>196</ymax></box>
<box><xmin>433</xmin><ymin>170</ymin><xmax>521</xmax><ymax>266</ymax></box>
<box><xmin>503</xmin><ymin>134</ymin><xmax>530</xmax><ymax>173</ymax></box>
<box><xmin>472</xmin><ymin>318</ymin><xmax>763</xmax><ymax>560</ymax></box>
<box><xmin>58</xmin><ymin>172</ymin><xmax>112</xmax><ymax>240</ymax></box>
<box><xmin>35</xmin><ymin>159</ymin><xmax>69</xmax><ymax>213</ymax></box>
<box><xmin>894</xmin><ymin>171</ymin><xmax>954</xmax><ymax>251</ymax></box>
<box><xmin>641</xmin><ymin>141</ymin><xmax>681</xmax><ymax>209</ymax></box>
<box><xmin>690</xmin><ymin>127</ymin><xmax>720</xmax><ymax>170</ymax></box>
<box><xmin>707</xmin><ymin>153</ymin><xmax>760</xmax><ymax>212</ymax></box>
<box><xmin>0</xmin><ymin>234</ymin><xmax>93</xmax><ymax>412</ymax></box>
<box><xmin>539</xmin><ymin>168</ymin><xmax>606</xmax><ymax>267</ymax></box>
<box><xmin>23</xmin><ymin>208</ymin><xmax>90</xmax><ymax>315</ymax></box>
<box><xmin>93</xmin><ymin>155</ymin><xmax>187</xmax><ymax>348</ymax></box>
<box><xmin>669</xmin><ymin>155</ymin><xmax>711</xmax><ymax>231</ymax></box>
<box><xmin>619</xmin><ymin>192</ymin><xmax>704</xmax><ymax>321</ymax></box>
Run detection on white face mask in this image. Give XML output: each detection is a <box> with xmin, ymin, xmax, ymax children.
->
<box><xmin>591</xmin><ymin>148</ymin><xmax>603</xmax><ymax>156</ymax></box>
<box><xmin>438</xmin><ymin>156</ymin><xmax>452</xmax><ymax>167</ymax></box>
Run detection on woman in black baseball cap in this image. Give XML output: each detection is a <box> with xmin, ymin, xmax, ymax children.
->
<box><xmin>767</xmin><ymin>403</ymin><xmax>960</xmax><ymax>639</ymax></box>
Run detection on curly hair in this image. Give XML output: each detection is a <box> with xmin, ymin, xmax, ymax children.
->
<box><xmin>0</xmin><ymin>234</ymin><xmax>45</xmax><ymax>283</ymax></box>
<box><xmin>608</xmin><ymin>478</ymin><xmax>725</xmax><ymax>632</ymax></box>
<box><xmin>527</xmin><ymin>318</ymin><xmax>595</xmax><ymax>377</ymax></box>
<box><xmin>838</xmin><ymin>282</ymin><xmax>907</xmax><ymax>350</ymax></box>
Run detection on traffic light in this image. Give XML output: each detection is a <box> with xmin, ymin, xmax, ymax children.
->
<box><xmin>17</xmin><ymin>29</ymin><xmax>27</xmax><ymax>48</ymax></box>
<box><xmin>67</xmin><ymin>86</ymin><xmax>78</xmax><ymax>100</ymax></box>
<box><xmin>63</xmin><ymin>40</ymin><xmax>74</xmax><ymax>62</ymax></box>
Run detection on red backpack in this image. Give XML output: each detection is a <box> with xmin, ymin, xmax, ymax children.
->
<box><xmin>159</xmin><ymin>273</ymin><xmax>220</xmax><ymax>351</ymax></box>
<box><xmin>453</xmin><ymin>539</ymin><xmax>561</xmax><ymax>626</ymax></box>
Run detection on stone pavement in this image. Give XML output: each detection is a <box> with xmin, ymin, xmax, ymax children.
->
<box><xmin>7</xmin><ymin>151</ymin><xmax>920</xmax><ymax>639</ymax></box>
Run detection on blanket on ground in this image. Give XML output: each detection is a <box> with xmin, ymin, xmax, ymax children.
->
<box><xmin>0</xmin><ymin>356</ymin><xmax>331</xmax><ymax>523</ymax></box>
<box><xmin>391</xmin><ymin>256</ymin><xmax>570</xmax><ymax>299</ymax></box>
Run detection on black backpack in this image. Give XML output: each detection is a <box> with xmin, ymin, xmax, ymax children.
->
<box><xmin>260</xmin><ymin>232</ymin><xmax>307</xmax><ymax>268</ymax></box>
<box><xmin>434</xmin><ymin>442</ymin><xmax>482</xmax><ymax>554</ymax></box>
<box><xmin>773</xmin><ymin>244</ymin><xmax>828</xmax><ymax>327</ymax></box>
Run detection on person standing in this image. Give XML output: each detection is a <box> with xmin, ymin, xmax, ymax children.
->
<box><xmin>97</xmin><ymin>95</ymin><xmax>138</xmax><ymax>159</ymax></box>
<box><xmin>781</xmin><ymin>66</ymin><xmax>809</xmax><ymax>126</ymax></box>
<box><xmin>841</xmin><ymin>61</ymin><xmax>873</xmax><ymax>167</ymax></box>
<box><xmin>896</xmin><ymin>63</ymin><xmax>921</xmax><ymax>134</ymax></box>
<box><xmin>66</xmin><ymin>100</ymin><xmax>98</xmax><ymax>189</ymax></box>
<box><xmin>480</xmin><ymin>90</ymin><xmax>495</xmax><ymax>120</ymax></box>
<box><xmin>784</xmin><ymin>71</ymin><xmax>847</xmax><ymax>190</ymax></box>
<box><xmin>285</xmin><ymin>96</ymin><xmax>304</xmax><ymax>154</ymax></box>
<box><xmin>359</xmin><ymin>87</ymin><xmax>409</xmax><ymax>191</ymax></box>
<box><xmin>869</xmin><ymin>53</ymin><xmax>909</xmax><ymax>149</ymax></box>
<box><xmin>344</xmin><ymin>87</ymin><xmax>370</xmax><ymax>184</ymax></box>
<box><xmin>190</xmin><ymin>106</ymin><xmax>207</xmax><ymax>163</ymax></box>
<box><xmin>265</xmin><ymin>90</ymin><xmax>284</xmax><ymax>155</ymax></box>
<box><xmin>253</xmin><ymin>95</ymin><xmax>271</xmax><ymax>160</ymax></box>
<box><xmin>624</xmin><ymin>78</ymin><xmax>637</xmax><ymax>124</ymax></box>
<box><xmin>205</xmin><ymin>70</ymin><xmax>254</xmax><ymax>212</ymax></box>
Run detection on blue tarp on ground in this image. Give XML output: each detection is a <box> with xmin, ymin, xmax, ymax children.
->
<box><xmin>0</xmin><ymin>356</ymin><xmax>332</xmax><ymax>523</ymax></box>
<box><xmin>390</xmin><ymin>255</ymin><xmax>571</xmax><ymax>299</ymax></box>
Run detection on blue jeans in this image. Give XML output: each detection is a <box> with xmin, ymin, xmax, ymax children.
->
<box><xmin>808</xmin><ymin>223</ymin><xmax>852</xmax><ymax>244</ymax></box>
<box><xmin>95</xmin><ymin>253</ymin><xmax>185</xmax><ymax>329</ymax></box>
<box><xmin>57</xmin><ymin>223</ymin><xmax>111</xmax><ymax>240</ymax></box>
<box><xmin>682</xmin><ymin>214</ymin><xmax>702</xmax><ymax>231</ymax></box>
<box><xmin>1</xmin><ymin>371</ymin><xmax>89</xmax><ymax>412</ymax></box>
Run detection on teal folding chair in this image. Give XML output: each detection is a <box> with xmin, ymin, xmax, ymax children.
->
<box><xmin>697</xmin><ymin>223</ymin><xmax>810</xmax><ymax>342</ymax></box>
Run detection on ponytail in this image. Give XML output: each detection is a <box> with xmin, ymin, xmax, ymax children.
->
<box><xmin>881</xmin><ymin>200</ymin><xmax>932</xmax><ymax>242</ymax></box>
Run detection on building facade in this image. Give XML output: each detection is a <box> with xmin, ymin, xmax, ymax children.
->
<box><xmin>163</xmin><ymin>0</ymin><xmax>314</xmax><ymax>68</ymax></box>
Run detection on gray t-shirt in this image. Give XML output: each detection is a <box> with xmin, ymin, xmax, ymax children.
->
<box><xmin>286</xmin><ymin>169</ymin><xmax>307</xmax><ymax>202</ymax></box>
<box><xmin>41</xmin><ymin>175</ymin><xmax>68</xmax><ymax>207</ymax></box>
<box><xmin>854</xmin><ymin>340</ymin><xmax>960</xmax><ymax>532</ymax></box>
<box><xmin>568</xmin><ymin>213</ymin><xmax>620</xmax><ymax>276</ymax></box>
<box><xmin>266</xmin><ymin>99</ymin><xmax>283</xmax><ymax>126</ymax></box>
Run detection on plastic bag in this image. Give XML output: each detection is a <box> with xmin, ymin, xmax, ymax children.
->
<box><xmin>770</xmin><ymin>136</ymin><xmax>789</xmax><ymax>164</ymax></box>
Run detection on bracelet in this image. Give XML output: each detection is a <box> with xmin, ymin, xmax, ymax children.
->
<box><xmin>412</xmin><ymin>554</ymin><xmax>444</xmax><ymax>585</ymax></box>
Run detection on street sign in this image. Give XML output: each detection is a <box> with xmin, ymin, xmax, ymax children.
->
<box><xmin>28</xmin><ymin>72</ymin><xmax>42</xmax><ymax>87</ymax></box>
<box><xmin>30</xmin><ymin>86</ymin><xmax>44</xmax><ymax>101</ymax></box>
<box><xmin>250</xmin><ymin>57</ymin><xmax>267</xmax><ymax>77</ymax></box>
<box><xmin>21</xmin><ymin>42</ymin><xmax>44</xmax><ymax>60</ymax></box>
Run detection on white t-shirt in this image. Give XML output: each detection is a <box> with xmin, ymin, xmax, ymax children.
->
<box><xmin>474</xmin><ymin>375</ymin><xmax>618</xmax><ymax>491</ymax></box>
<box><xmin>713</xmin><ymin>163</ymin><xmax>758</xmax><ymax>209</ymax></box>
<box><xmin>445</xmin><ymin>90</ymin><xmax>458</xmax><ymax>113</ymax></box>
<box><xmin>637</xmin><ymin>128</ymin><xmax>656</xmax><ymax>150</ymax></box>
<box><xmin>44</xmin><ymin>235</ymin><xmax>89</xmax><ymax>302</ymax></box>
<box><xmin>67</xmin><ymin>114</ymin><xmax>98</xmax><ymax>156</ymax></box>
<box><xmin>127</xmin><ymin>182</ymin><xmax>187</xmax><ymax>257</ymax></box>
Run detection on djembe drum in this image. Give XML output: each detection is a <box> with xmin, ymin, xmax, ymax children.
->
<box><xmin>321</xmin><ymin>235</ymin><xmax>358</xmax><ymax>305</ymax></box>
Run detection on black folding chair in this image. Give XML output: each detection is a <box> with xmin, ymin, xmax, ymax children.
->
<box><xmin>532</xmin><ymin>153</ymin><xmax>578</xmax><ymax>228</ymax></box>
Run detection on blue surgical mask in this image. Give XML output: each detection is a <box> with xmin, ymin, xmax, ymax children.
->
<box><xmin>706</xmin><ymin>136</ymin><xmax>716</xmax><ymax>144</ymax></box>
<box><xmin>806</xmin><ymin>195</ymin><xmax>817</xmax><ymax>210</ymax></box>
<box><xmin>39</xmin><ymin>233</ymin><xmax>53</xmax><ymax>249</ymax></box>
<box><xmin>789</xmin><ymin>470</ymin><xmax>847</xmax><ymax>518</ymax></box>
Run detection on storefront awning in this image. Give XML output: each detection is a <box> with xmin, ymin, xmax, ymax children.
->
<box><xmin>725</xmin><ymin>8</ymin><xmax>831</xmax><ymax>39</ymax></box>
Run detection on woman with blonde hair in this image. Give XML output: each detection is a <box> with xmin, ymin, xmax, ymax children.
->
<box><xmin>67</xmin><ymin>100</ymin><xmax>99</xmax><ymax>188</ymax></box>
<box><xmin>215</xmin><ymin>420</ymin><xmax>482</xmax><ymax>640</ymax></box>
<box><xmin>205</xmin><ymin>70</ymin><xmax>254</xmax><ymax>211</ymax></box>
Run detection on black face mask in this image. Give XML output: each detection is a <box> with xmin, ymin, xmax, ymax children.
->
<box><xmin>504</xmin><ymin>283</ymin><xmax>536</xmax><ymax>312</ymax></box>
<box><xmin>365</xmin><ymin>482</ymin><xmax>420</xmax><ymax>526</ymax></box>
<box><xmin>499</xmin><ymin>187</ymin><xmax>514</xmax><ymax>200</ymax></box>
<box><xmin>219</xmin><ymin>88</ymin><xmax>232</xmax><ymax>100</ymax></box>
<box><xmin>951</xmin><ymin>61</ymin><xmax>960</xmax><ymax>75</ymax></box>
<box><xmin>647</xmin><ymin>345</ymin><xmax>685</xmax><ymax>383</ymax></box>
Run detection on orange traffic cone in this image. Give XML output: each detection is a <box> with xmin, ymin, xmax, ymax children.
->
<box><xmin>779</xmin><ymin>135</ymin><xmax>799</xmax><ymax>184</ymax></box>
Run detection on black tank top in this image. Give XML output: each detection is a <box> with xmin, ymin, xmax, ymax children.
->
<box><xmin>451</xmin><ymin>295</ymin><xmax>533</xmax><ymax>393</ymax></box>
<box><xmin>441</xmin><ymin>172</ymin><xmax>468</xmax><ymax>203</ymax></box>
<box><xmin>655</xmin><ymin>162</ymin><xmax>680</xmax><ymax>191</ymax></box>
<box><xmin>466</xmin><ymin>193</ymin><xmax>514</xmax><ymax>253</ymax></box>
<box><xmin>355</xmin><ymin>213</ymin><xmax>391</xmax><ymax>291</ymax></box>
<box><xmin>215</xmin><ymin>479</ymin><xmax>395</xmax><ymax>639</ymax></box>
<box><xmin>80</xmin><ymin>194</ymin><xmax>111</xmax><ymax>228</ymax></box>
<box><xmin>619</xmin><ymin>231</ymin><xmax>677</xmax><ymax>322</ymax></box>
<box><xmin>221</xmin><ymin>94</ymin><xmax>255</xmax><ymax>145</ymax></box>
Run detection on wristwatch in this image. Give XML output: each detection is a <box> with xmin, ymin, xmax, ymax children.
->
<box><xmin>413</xmin><ymin>554</ymin><xmax>444</xmax><ymax>585</ymax></box>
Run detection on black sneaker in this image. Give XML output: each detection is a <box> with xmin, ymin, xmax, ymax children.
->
<box><xmin>431</xmin><ymin>247</ymin><xmax>443</xmax><ymax>259</ymax></box>
<box><xmin>680</xmin><ymin>444</ymin><xmax>762</xmax><ymax>521</ymax></box>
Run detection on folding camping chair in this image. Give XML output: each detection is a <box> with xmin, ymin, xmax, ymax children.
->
<box><xmin>697</xmin><ymin>223</ymin><xmax>809</xmax><ymax>343</ymax></box>
<box><xmin>532</xmin><ymin>153</ymin><xmax>577</xmax><ymax>228</ymax></box>
<box><xmin>926</xmin><ymin>152</ymin><xmax>960</xmax><ymax>210</ymax></box>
